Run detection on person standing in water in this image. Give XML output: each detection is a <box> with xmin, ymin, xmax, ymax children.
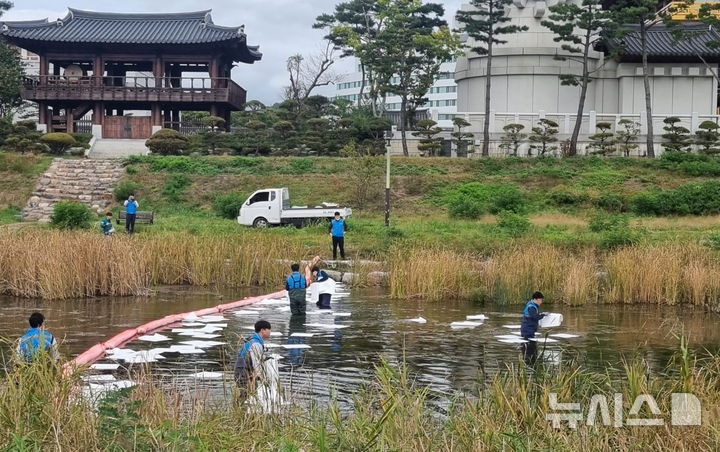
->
<box><xmin>285</xmin><ymin>263</ymin><xmax>307</xmax><ymax>316</ymax></box>
<box><xmin>234</xmin><ymin>320</ymin><xmax>272</xmax><ymax>397</ymax></box>
<box><xmin>520</xmin><ymin>291</ymin><xmax>545</xmax><ymax>362</ymax></box>
<box><xmin>16</xmin><ymin>312</ymin><xmax>59</xmax><ymax>363</ymax></box>
<box><xmin>305</xmin><ymin>255</ymin><xmax>336</xmax><ymax>309</ymax></box>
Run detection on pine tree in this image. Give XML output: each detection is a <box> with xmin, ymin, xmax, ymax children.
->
<box><xmin>616</xmin><ymin>118</ymin><xmax>640</xmax><ymax>157</ymax></box>
<box><xmin>612</xmin><ymin>0</ymin><xmax>668</xmax><ymax>158</ymax></box>
<box><xmin>456</xmin><ymin>0</ymin><xmax>528</xmax><ymax>157</ymax></box>
<box><xmin>528</xmin><ymin>119</ymin><xmax>559</xmax><ymax>156</ymax></box>
<box><xmin>412</xmin><ymin>119</ymin><xmax>443</xmax><ymax>156</ymax></box>
<box><xmin>450</xmin><ymin>117</ymin><xmax>474</xmax><ymax>157</ymax></box>
<box><xmin>695</xmin><ymin>120</ymin><xmax>720</xmax><ymax>154</ymax></box>
<box><xmin>498</xmin><ymin>123</ymin><xmax>526</xmax><ymax>156</ymax></box>
<box><xmin>661</xmin><ymin>116</ymin><xmax>692</xmax><ymax>152</ymax></box>
<box><xmin>542</xmin><ymin>0</ymin><xmax>611</xmax><ymax>156</ymax></box>
<box><xmin>588</xmin><ymin>121</ymin><xmax>617</xmax><ymax>155</ymax></box>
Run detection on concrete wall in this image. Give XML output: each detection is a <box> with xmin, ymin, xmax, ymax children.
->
<box><xmin>456</xmin><ymin>0</ymin><xmax>719</xmax><ymax>116</ymax></box>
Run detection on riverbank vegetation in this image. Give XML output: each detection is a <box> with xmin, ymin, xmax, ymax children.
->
<box><xmin>5</xmin><ymin>152</ymin><xmax>720</xmax><ymax>302</ymax></box>
<box><xmin>2</xmin><ymin>343</ymin><xmax>718</xmax><ymax>450</ymax></box>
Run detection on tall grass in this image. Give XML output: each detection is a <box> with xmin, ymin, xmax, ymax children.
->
<box><xmin>390</xmin><ymin>242</ymin><xmax>720</xmax><ymax>309</ymax></box>
<box><xmin>388</xmin><ymin>247</ymin><xmax>482</xmax><ymax>300</ymax></box>
<box><xmin>0</xmin><ymin>230</ymin><xmax>302</xmax><ymax>299</ymax></box>
<box><xmin>2</xmin><ymin>342</ymin><xmax>719</xmax><ymax>450</ymax></box>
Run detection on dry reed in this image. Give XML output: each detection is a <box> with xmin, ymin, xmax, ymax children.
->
<box><xmin>389</xmin><ymin>242</ymin><xmax>720</xmax><ymax>309</ymax></box>
<box><xmin>0</xmin><ymin>230</ymin><xmax>302</xmax><ymax>299</ymax></box>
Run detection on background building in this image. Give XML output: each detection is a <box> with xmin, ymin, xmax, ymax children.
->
<box><xmin>454</xmin><ymin>0</ymin><xmax>720</xmax><ymax>155</ymax></box>
<box><xmin>316</xmin><ymin>58</ymin><xmax>458</xmax><ymax>129</ymax></box>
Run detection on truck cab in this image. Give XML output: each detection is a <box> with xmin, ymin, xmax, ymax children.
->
<box><xmin>237</xmin><ymin>188</ymin><xmax>351</xmax><ymax>228</ymax></box>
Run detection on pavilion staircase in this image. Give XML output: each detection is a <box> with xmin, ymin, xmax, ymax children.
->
<box><xmin>22</xmin><ymin>158</ymin><xmax>124</xmax><ymax>223</ymax></box>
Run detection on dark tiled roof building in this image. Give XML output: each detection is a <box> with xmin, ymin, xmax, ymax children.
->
<box><xmin>1</xmin><ymin>8</ymin><xmax>261</xmax><ymax>137</ymax></box>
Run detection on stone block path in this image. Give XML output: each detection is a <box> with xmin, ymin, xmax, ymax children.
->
<box><xmin>22</xmin><ymin>158</ymin><xmax>125</xmax><ymax>223</ymax></box>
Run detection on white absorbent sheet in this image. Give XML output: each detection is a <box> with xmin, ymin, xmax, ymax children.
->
<box><xmin>90</xmin><ymin>363</ymin><xmax>120</xmax><ymax>370</ymax></box>
<box><xmin>234</xmin><ymin>310</ymin><xmax>260</xmax><ymax>316</ymax></box>
<box><xmin>281</xmin><ymin>344</ymin><xmax>311</xmax><ymax>349</ymax></box>
<box><xmin>290</xmin><ymin>332</ymin><xmax>315</xmax><ymax>338</ymax></box>
<box><xmin>502</xmin><ymin>324</ymin><xmax>521</xmax><ymax>329</ymax></box>
<box><xmin>498</xmin><ymin>338</ymin><xmax>528</xmax><ymax>344</ymax></box>
<box><xmin>304</xmin><ymin>323</ymin><xmax>349</xmax><ymax>329</ymax></box>
<box><xmin>178</xmin><ymin>340</ymin><xmax>225</xmax><ymax>348</ymax></box>
<box><xmin>137</xmin><ymin>333</ymin><xmax>170</xmax><ymax>342</ymax></box>
<box><xmin>450</xmin><ymin>321</ymin><xmax>483</xmax><ymax>328</ymax></box>
<box><xmin>405</xmin><ymin>317</ymin><xmax>427</xmax><ymax>323</ymax></box>
<box><xmin>189</xmin><ymin>371</ymin><xmax>224</xmax><ymax>379</ymax></box>
<box><xmin>529</xmin><ymin>337</ymin><xmax>559</xmax><ymax>343</ymax></box>
<box><xmin>466</xmin><ymin>314</ymin><xmax>488</xmax><ymax>321</ymax></box>
<box><xmin>550</xmin><ymin>333</ymin><xmax>580</xmax><ymax>339</ymax></box>
<box><xmin>539</xmin><ymin>313</ymin><xmax>563</xmax><ymax>328</ymax></box>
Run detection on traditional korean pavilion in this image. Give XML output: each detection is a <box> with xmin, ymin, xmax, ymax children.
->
<box><xmin>1</xmin><ymin>8</ymin><xmax>261</xmax><ymax>138</ymax></box>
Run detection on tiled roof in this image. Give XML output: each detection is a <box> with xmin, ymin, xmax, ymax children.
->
<box><xmin>1</xmin><ymin>9</ymin><xmax>261</xmax><ymax>61</ymax></box>
<box><xmin>604</xmin><ymin>23</ymin><xmax>720</xmax><ymax>58</ymax></box>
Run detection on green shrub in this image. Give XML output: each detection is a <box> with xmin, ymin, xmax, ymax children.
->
<box><xmin>113</xmin><ymin>180</ymin><xmax>141</xmax><ymax>202</ymax></box>
<box><xmin>162</xmin><ymin>173</ymin><xmax>191</xmax><ymax>202</ymax></box>
<box><xmin>145</xmin><ymin>129</ymin><xmax>190</xmax><ymax>155</ymax></box>
<box><xmin>632</xmin><ymin>180</ymin><xmax>720</xmax><ymax>216</ymax></box>
<box><xmin>69</xmin><ymin>132</ymin><xmax>93</xmax><ymax>146</ymax></box>
<box><xmin>125</xmin><ymin>165</ymin><xmax>138</xmax><ymax>175</ymax></box>
<box><xmin>704</xmin><ymin>232</ymin><xmax>720</xmax><ymax>250</ymax></box>
<box><xmin>213</xmin><ymin>191</ymin><xmax>248</xmax><ymax>219</ymax></box>
<box><xmin>284</xmin><ymin>158</ymin><xmax>314</xmax><ymax>174</ymax></box>
<box><xmin>50</xmin><ymin>201</ymin><xmax>92</xmax><ymax>229</ymax></box>
<box><xmin>631</xmin><ymin>192</ymin><xmax>664</xmax><ymax>215</ymax></box>
<box><xmin>600</xmin><ymin>227</ymin><xmax>641</xmax><ymax>249</ymax></box>
<box><xmin>593</xmin><ymin>192</ymin><xmax>629</xmax><ymax>213</ymax></box>
<box><xmin>546</xmin><ymin>188</ymin><xmax>589</xmax><ymax>207</ymax></box>
<box><xmin>40</xmin><ymin>133</ymin><xmax>76</xmax><ymax>155</ymax></box>
<box><xmin>445</xmin><ymin>182</ymin><xmax>527</xmax><ymax>219</ymax></box>
<box><xmin>496</xmin><ymin>210</ymin><xmax>530</xmax><ymax>237</ymax></box>
<box><xmin>588</xmin><ymin>214</ymin><xmax>629</xmax><ymax>232</ymax></box>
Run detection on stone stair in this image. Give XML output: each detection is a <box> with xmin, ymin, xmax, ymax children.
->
<box><xmin>23</xmin><ymin>158</ymin><xmax>125</xmax><ymax>222</ymax></box>
<box><xmin>88</xmin><ymin>139</ymin><xmax>150</xmax><ymax>158</ymax></box>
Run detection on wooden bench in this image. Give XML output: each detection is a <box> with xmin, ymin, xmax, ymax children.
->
<box><xmin>117</xmin><ymin>210</ymin><xmax>155</xmax><ymax>224</ymax></box>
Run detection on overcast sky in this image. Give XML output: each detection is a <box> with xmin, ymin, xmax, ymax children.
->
<box><xmin>5</xmin><ymin>0</ymin><xmax>463</xmax><ymax>105</ymax></box>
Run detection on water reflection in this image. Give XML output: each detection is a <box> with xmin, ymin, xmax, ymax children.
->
<box><xmin>2</xmin><ymin>286</ymin><xmax>720</xmax><ymax>408</ymax></box>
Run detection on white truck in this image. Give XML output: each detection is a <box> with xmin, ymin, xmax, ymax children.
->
<box><xmin>237</xmin><ymin>188</ymin><xmax>352</xmax><ymax>228</ymax></box>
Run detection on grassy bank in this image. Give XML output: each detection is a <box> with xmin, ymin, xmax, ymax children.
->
<box><xmin>2</xmin><ymin>344</ymin><xmax>719</xmax><ymax>450</ymax></box>
<box><xmin>389</xmin><ymin>243</ymin><xmax>720</xmax><ymax>310</ymax></box>
<box><xmin>0</xmin><ymin>152</ymin><xmax>52</xmax><ymax>225</ymax></box>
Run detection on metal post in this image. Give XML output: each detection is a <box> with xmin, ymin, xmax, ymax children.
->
<box><xmin>385</xmin><ymin>129</ymin><xmax>392</xmax><ymax>227</ymax></box>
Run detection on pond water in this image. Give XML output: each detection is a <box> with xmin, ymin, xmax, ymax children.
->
<box><xmin>2</xmin><ymin>286</ymin><xmax>719</xmax><ymax>407</ymax></box>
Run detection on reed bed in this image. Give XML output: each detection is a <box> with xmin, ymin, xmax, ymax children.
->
<box><xmin>389</xmin><ymin>242</ymin><xmax>720</xmax><ymax>309</ymax></box>
<box><xmin>0</xmin><ymin>230</ymin><xmax>301</xmax><ymax>299</ymax></box>
<box><xmin>2</xmin><ymin>344</ymin><xmax>719</xmax><ymax>450</ymax></box>
<box><xmin>388</xmin><ymin>247</ymin><xmax>482</xmax><ymax>300</ymax></box>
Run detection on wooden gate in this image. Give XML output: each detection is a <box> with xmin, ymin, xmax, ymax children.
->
<box><xmin>103</xmin><ymin>116</ymin><xmax>152</xmax><ymax>139</ymax></box>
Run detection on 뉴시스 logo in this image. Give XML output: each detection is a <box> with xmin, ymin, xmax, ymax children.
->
<box><xmin>546</xmin><ymin>392</ymin><xmax>702</xmax><ymax>428</ymax></box>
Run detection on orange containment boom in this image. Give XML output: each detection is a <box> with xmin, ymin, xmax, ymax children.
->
<box><xmin>64</xmin><ymin>290</ymin><xmax>287</xmax><ymax>373</ymax></box>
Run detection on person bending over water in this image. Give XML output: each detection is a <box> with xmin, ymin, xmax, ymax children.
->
<box><xmin>305</xmin><ymin>256</ymin><xmax>336</xmax><ymax>310</ymax></box>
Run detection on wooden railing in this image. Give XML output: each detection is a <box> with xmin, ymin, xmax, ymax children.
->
<box><xmin>22</xmin><ymin>76</ymin><xmax>247</xmax><ymax>109</ymax></box>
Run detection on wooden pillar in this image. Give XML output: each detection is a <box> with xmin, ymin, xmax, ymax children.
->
<box><xmin>163</xmin><ymin>108</ymin><xmax>171</xmax><ymax>127</ymax></box>
<box><xmin>153</xmin><ymin>55</ymin><xmax>163</xmax><ymax>88</ymax></box>
<box><xmin>66</xmin><ymin>107</ymin><xmax>73</xmax><ymax>133</ymax></box>
<box><xmin>151</xmin><ymin>104</ymin><xmax>161</xmax><ymax>127</ymax></box>
<box><xmin>53</xmin><ymin>63</ymin><xmax>60</xmax><ymax>76</ymax></box>
<box><xmin>93</xmin><ymin>103</ymin><xmax>103</xmax><ymax>125</ymax></box>
<box><xmin>210</xmin><ymin>104</ymin><xmax>218</xmax><ymax>117</ymax></box>
<box><xmin>38</xmin><ymin>102</ymin><xmax>48</xmax><ymax>127</ymax></box>
<box><xmin>39</xmin><ymin>54</ymin><xmax>49</xmax><ymax>79</ymax></box>
<box><xmin>224</xmin><ymin>109</ymin><xmax>232</xmax><ymax>131</ymax></box>
<box><xmin>93</xmin><ymin>55</ymin><xmax>103</xmax><ymax>86</ymax></box>
<box><xmin>209</xmin><ymin>56</ymin><xmax>219</xmax><ymax>88</ymax></box>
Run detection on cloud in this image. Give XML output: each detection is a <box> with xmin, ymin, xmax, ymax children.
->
<box><xmin>5</xmin><ymin>0</ymin><xmax>463</xmax><ymax>104</ymax></box>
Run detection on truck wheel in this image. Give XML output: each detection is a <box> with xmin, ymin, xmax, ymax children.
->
<box><xmin>253</xmin><ymin>217</ymin><xmax>269</xmax><ymax>228</ymax></box>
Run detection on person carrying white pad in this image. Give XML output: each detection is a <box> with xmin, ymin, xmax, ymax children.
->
<box><xmin>305</xmin><ymin>255</ymin><xmax>336</xmax><ymax>310</ymax></box>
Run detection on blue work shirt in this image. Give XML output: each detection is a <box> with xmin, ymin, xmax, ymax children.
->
<box><xmin>520</xmin><ymin>300</ymin><xmax>543</xmax><ymax>338</ymax></box>
<box><xmin>286</xmin><ymin>272</ymin><xmax>307</xmax><ymax>290</ymax></box>
<box><xmin>18</xmin><ymin>327</ymin><xmax>54</xmax><ymax>362</ymax></box>
<box><xmin>330</xmin><ymin>218</ymin><xmax>347</xmax><ymax>237</ymax></box>
<box><xmin>125</xmin><ymin>200</ymin><xmax>138</xmax><ymax>214</ymax></box>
